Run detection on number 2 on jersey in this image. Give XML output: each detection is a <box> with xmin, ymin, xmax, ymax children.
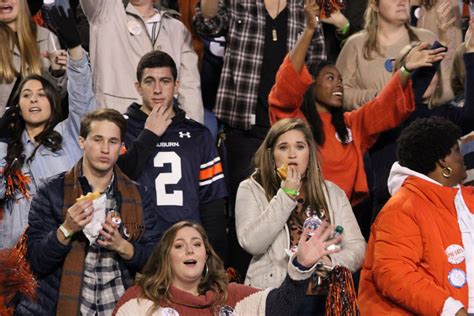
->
<box><xmin>154</xmin><ymin>152</ymin><xmax>183</xmax><ymax>206</ymax></box>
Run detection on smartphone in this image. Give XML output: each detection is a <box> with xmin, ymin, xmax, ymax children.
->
<box><xmin>430</xmin><ymin>40</ymin><xmax>447</xmax><ymax>52</ymax></box>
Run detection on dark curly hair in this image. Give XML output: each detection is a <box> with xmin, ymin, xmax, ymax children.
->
<box><xmin>301</xmin><ymin>61</ymin><xmax>348</xmax><ymax>145</ymax></box>
<box><xmin>397</xmin><ymin>117</ymin><xmax>461</xmax><ymax>175</ymax></box>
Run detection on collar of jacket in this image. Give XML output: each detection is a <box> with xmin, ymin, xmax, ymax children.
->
<box><xmin>403</xmin><ymin>176</ymin><xmax>474</xmax><ymax>217</ymax></box>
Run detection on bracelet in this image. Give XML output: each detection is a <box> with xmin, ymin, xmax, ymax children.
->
<box><xmin>59</xmin><ymin>224</ymin><xmax>73</xmax><ymax>239</ymax></box>
<box><xmin>339</xmin><ymin>21</ymin><xmax>350</xmax><ymax>36</ymax></box>
<box><xmin>400</xmin><ymin>65</ymin><xmax>412</xmax><ymax>76</ymax></box>
<box><xmin>282</xmin><ymin>188</ymin><xmax>299</xmax><ymax>197</ymax></box>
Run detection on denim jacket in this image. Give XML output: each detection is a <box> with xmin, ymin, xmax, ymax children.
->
<box><xmin>0</xmin><ymin>52</ymin><xmax>96</xmax><ymax>249</ymax></box>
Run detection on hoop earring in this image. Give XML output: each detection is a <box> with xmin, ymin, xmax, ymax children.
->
<box><xmin>442</xmin><ymin>166</ymin><xmax>452</xmax><ymax>178</ymax></box>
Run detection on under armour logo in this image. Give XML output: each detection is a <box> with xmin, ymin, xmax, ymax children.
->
<box><xmin>179</xmin><ymin>131</ymin><xmax>191</xmax><ymax>138</ymax></box>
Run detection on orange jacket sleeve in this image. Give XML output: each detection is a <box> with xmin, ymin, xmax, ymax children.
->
<box><xmin>268</xmin><ymin>55</ymin><xmax>312</xmax><ymax>125</ymax></box>
<box><xmin>345</xmin><ymin>72</ymin><xmax>415</xmax><ymax>153</ymax></box>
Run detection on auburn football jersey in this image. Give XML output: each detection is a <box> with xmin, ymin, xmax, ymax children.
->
<box><xmin>124</xmin><ymin>103</ymin><xmax>227</xmax><ymax>226</ymax></box>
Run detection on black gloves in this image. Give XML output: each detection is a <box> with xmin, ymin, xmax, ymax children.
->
<box><xmin>45</xmin><ymin>5</ymin><xmax>81</xmax><ymax>49</ymax></box>
<box><xmin>0</xmin><ymin>106</ymin><xmax>19</xmax><ymax>141</ymax></box>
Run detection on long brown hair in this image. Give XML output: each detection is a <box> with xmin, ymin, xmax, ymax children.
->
<box><xmin>0</xmin><ymin>0</ymin><xmax>42</xmax><ymax>83</ymax></box>
<box><xmin>253</xmin><ymin>118</ymin><xmax>330</xmax><ymax>219</ymax></box>
<box><xmin>137</xmin><ymin>221</ymin><xmax>229</xmax><ymax>315</ymax></box>
<box><xmin>362</xmin><ymin>0</ymin><xmax>420</xmax><ymax>59</ymax></box>
<box><xmin>6</xmin><ymin>75</ymin><xmax>62</xmax><ymax>173</ymax></box>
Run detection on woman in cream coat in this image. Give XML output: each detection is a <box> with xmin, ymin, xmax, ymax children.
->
<box><xmin>235</xmin><ymin>118</ymin><xmax>366</xmax><ymax>312</ymax></box>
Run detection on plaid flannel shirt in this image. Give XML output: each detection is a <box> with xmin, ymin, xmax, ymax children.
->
<box><xmin>194</xmin><ymin>0</ymin><xmax>326</xmax><ymax>130</ymax></box>
<box><xmin>80</xmin><ymin>179</ymin><xmax>129</xmax><ymax>315</ymax></box>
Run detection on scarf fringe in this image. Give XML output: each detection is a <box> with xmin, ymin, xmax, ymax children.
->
<box><xmin>325</xmin><ymin>266</ymin><xmax>360</xmax><ymax>315</ymax></box>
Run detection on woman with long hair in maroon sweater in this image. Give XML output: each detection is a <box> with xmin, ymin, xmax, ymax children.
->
<box><xmin>114</xmin><ymin>220</ymin><xmax>341</xmax><ymax>315</ymax></box>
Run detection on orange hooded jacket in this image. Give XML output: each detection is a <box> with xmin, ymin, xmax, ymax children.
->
<box><xmin>358</xmin><ymin>176</ymin><xmax>471</xmax><ymax>315</ymax></box>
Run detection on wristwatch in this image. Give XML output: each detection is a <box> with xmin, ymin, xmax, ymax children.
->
<box><xmin>59</xmin><ymin>224</ymin><xmax>73</xmax><ymax>239</ymax></box>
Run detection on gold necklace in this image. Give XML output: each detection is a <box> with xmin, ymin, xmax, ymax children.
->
<box><xmin>272</xmin><ymin>0</ymin><xmax>281</xmax><ymax>42</ymax></box>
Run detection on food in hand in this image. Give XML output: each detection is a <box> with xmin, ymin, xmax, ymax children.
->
<box><xmin>277</xmin><ymin>164</ymin><xmax>288</xmax><ymax>180</ymax></box>
<box><xmin>76</xmin><ymin>191</ymin><xmax>101</xmax><ymax>202</ymax></box>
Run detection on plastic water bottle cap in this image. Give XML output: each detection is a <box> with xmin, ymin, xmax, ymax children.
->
<box><xmin>335</xmin><ymin>225</ymin><xmax>344</xmax><ymax>234</ymax></box>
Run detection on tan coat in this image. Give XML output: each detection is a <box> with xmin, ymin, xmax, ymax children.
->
<box><xmin>80</xmin><ymin>0</ymin><xmax>203</xmax><ymax>122</ymax></box>
<box><xmin>235</xmin><ymin>173</ymin><xmax>366</xmax><ymax>289</ymax></box>
<box><xmin>336</xmin><ymin>28</ymin><xmax>437</xmax><ymax>110</ymax></box>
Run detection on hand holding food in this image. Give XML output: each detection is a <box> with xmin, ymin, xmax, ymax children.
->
<box><xmin>279</xmin><ymin>164</ymin><xmax>302</xmax><ymax>198</ymax></box>
<box><xmin>76</xmin><ymin>191</ymin><xmax>101</xmax><ymax>202</ymax></box>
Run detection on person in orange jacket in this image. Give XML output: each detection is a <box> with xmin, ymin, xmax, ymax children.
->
<box><xmin>268</xmin><ymin>0</ymin><xmax>446</xmax><ymax>208</ymax></box>
<box><xmin>358</xmin><ymin>117</ymin><xmax>472</xmax><ymax>316</ymax></box>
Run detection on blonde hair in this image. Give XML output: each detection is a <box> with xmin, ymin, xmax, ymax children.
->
<box><xmin>451</xmin><ymin>44</ymin><xmax>466</xmax><ymax>97</ymax></box>
<box><xmin>137</xmin><ymin>221</ymin><xmax>228</xmax><ymax>315</ymax></box>
<box><xmin>394</xmin><ymin>43</ymin><xmax>443</xmax><ymax>107</ymax></box>
<box><xmin>363</xmin><ymin>0</ymin><xmax>420</xmax><ymax>59</ymax></box>
<box><xmin>0</xmin><ymin>0</ymin><xmax>42</xmax><ymax>83</ymax></box>
<box><xmin>253</xmin><ymin>118</ymin><xmax>330</xmax><ymax>220</ymax></box>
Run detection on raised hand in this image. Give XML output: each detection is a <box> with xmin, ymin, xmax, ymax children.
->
<box><xmin>304</xmin><ymin>0</ymin><xmax>321</xmax><ymax>31</ymax></box>
<box><xmin>437</xmin><ymin>1</ymin><xmax>457</xmax><ymax>32</ymax></box>
<box><xmin>295</xmin><ymin>222</ymin><xmax>342</xmax><ymax>268</ymax></box>
<box><xmin>47</xmin><ymin>5</ymin><xmax>81</xmax><ymax>49</ymax></box>
<box><xmin>0</xmin><ymin>106</ymin><xmax>19</xmax><ymax>140</ymax></box>
<box><xmin>47</xmin><ymin>49</ymin><xmax>67</xmax><ymax>72</ymax></box>
<box><xmin>404</xmin><ymin>42</ymin><xmax>446</xmax><ymax>71</ymax></box>
<box><xmin>321</xmin><ymin>10</ymin><xmax>349</xmax><ymax>33</ymax></box>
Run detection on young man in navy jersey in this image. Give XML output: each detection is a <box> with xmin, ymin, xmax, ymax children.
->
<box><xmin>123</xmin><ymin>50</ymin><xmax>228</xmax><ymax>260</ymax></box>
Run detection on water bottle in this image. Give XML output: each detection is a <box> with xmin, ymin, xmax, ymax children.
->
<box><xmin>326</xmin><ymin>225</ymin><xmax>344</xmax><ymax>251</ymax></box>
<box><xmin>303</xmin><ymin>208</ymin><xmax>323</xmax><ymax>236</ymax></box>
<box><xmin>287</xmin><ymin>208</ymin><xmax>323</xmax><ymax>255</ymax></box>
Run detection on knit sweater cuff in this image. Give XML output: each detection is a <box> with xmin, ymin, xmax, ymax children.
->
<box><xmin>287</xmin><ymin>253</ymin><xmax>317</xmax><ymax>281</ymax></box>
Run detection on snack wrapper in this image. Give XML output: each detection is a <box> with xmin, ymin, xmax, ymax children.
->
<box><xmin>83</xmin><ymin>194</ymin><xmax>106</xmax><ymax>244</ymax></box>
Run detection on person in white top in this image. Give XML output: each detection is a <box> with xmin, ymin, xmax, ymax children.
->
<box><xmin>79</xmin><ymin>0</ymin><xmax>204</xmax><ymax>122</ymax></box>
